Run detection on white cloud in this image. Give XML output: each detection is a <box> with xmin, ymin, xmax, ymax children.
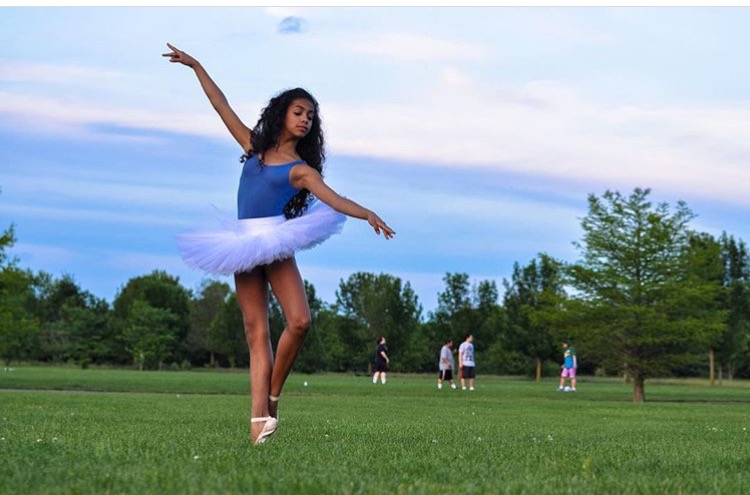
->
<box><xmin>11</xmin><ymin>242</ymin><xmax>77</xmax><ymax>267</ymax></box>
<box><xmin>0</xmin><ymin>61</ymin><xmax>123</xmax><ymax>85</ymax></box>
<box><xmin>439</xmin><ymin>66</ymin><xmax>473</xmax><ymax>87</ymax></box>
<box><xmin>2</xmin><ymin>167</ymin><xmax>229</xmax><ymax>211</ymax></box>
<box><xmin>323</xmin><ymin>78</ymin><xmax>750</xmax><ymax>207</ymax></box>
<box><xmin>3</xmin><ymin>59</ymin><xmax>750</xmax><ymax>211</ymax></box>
<box><xmin>2</xmin><ymin>203</ymin><xmax>193</xmax><ymax>228</ymax></box>
<box><xmin>0</xmin><ymin>91</ymin><xmax>229</xmax><ymax>140</ymax></box>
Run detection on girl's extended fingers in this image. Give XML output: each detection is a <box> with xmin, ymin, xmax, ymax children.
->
<box><xmin>164</xmin><ymin>43</ymin><xmax>185</xmax><ymax>60</ymax></box>
<box><xmin>378</xmin><ymin>223</ymin><xmax>394</xmax><ymax>239</ymax></box>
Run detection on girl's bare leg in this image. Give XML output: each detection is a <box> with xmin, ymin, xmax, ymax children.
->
<box><xmin>235</xmin><ymin>268</ymin><xmax>273</xmax><ymax>442</ymax></box>
<box><xmin>264</xmin><ymin>257</ymin><xmax>311</xmax><ymax>417</ymax></box>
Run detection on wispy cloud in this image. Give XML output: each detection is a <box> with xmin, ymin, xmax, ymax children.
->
<box><xmin>11</xmin><ymin>242</ymin><xmax>78</xmax><ymax>267</ymax></box>
<box><xmin>323</xmin><ymin>78</ymin><xmax>750</xmax><ymax>207</ymax></box>
<box><xmin>0</xmin><ymin>91</ymin><xmax>229</xmax><ymax>141</ymax></box>
<box><xmin>2</xmin><ymin>168</ymin><xmax>229</xmax><ymax>212</ymax></box>
<box><xmin>0</xmin><ymin>61</ymin><xmax>124</xmax><ymax>85</ymax></box>
<box><xmin>6</xmin><ymin>69</ymin><xmax>750</xmax><ymax>213</ymax></box>
<box><xmin>5</xmin><ymin>65</ymin><xmax>750</xmax><ymax>211</ymax></box>
<box><xmin>3</xmin><ymin>203</ymin><xmax>193</xmax><ymax>228</ymax></box>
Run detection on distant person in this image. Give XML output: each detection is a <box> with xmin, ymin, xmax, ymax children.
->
<box><xmin>437</xmin><ymin>339</ymin><xmax>457</xmax><ymax>390</ymax></box>
<box><xmin>558</xmin><ymin>341</ymin><xmax>577</xmax><ymax>392</ymax></box>
<box><xmin>458</xmin><ymin>334</ymin><xmax>476</xmax><ymax>391</ymax></box>
<box><xmin>373</xmin><ymin>336</ymin><xmax>389</xmax><ymax>385</ymax></box>
<box><xmin>163</xmin><ymin>44</ymin><xmax>395</xmax><ymax>445</ymax></box>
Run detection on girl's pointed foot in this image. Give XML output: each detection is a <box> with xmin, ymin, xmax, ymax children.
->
<box><xmin>251</xmin><ymin>416</ymin><xmax>278</xmax><ymax>445</ymax></box>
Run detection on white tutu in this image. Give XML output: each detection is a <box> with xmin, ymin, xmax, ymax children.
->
<box><xmin>177</xmin><ymin>200</ymin><xmax>346</xmax><ymax>275</ymax></box>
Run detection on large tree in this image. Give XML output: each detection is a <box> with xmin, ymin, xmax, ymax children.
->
<box><xmin>503</xmin><ymin>253</ymin><xmax>566</xmax><ymax>381</ymax></box>
<box><xmin>431</xmin><ymin>273</ymin><xmax>508</xmax><ymax>373</ymax></box>
<box><xmin>431</xmin><ymin>273</ymin><xmax>474</xmax><ymax>342</ymax></box>
<box><xmin>32</xmin><ymin>272</ymin><xmax>91</xmax><ymax>362</ymax></box>
<box><xmin>335</xmin><ymin>272</ymin><xmax>422</xmax><ymax>371</ymax></box>
<box><xmin>0</xmin><ymin>268</ymin><xmax>39</xmax><ymax>366</ymax></box>
<box><xmin>682</xmin><ymin>233</ymin><xmax>726</xmax><ymax>382</ymax></box>
<box><xmin>31</xmin><ymin>273</ymin><xmax>113</xmax><ymax>367</ymax></box>
<box><xmin>568</xmin><ymin>188</ymin><xmax>723</xmax><ymax>402</ymax></box>
<box><xmin>718</xmin><ymin>234</ymin><xmax>750</xmax><ymax>379</ymax></box>
<box><xmin>0</xmin><ymin>223</ymin><xmax>39</xmax><ymax>366</ymax></box>
<box><xmin>112</xmin><ymin>270</ymin><xmax>191</xmax><ymax>366</ymax></box>
<box><xmin>121</xmin><ymin>300</ymin><xmax>179</xmax><ymax>370</ymax></box>
<box><xmin>471</xmin><ymin>279</ymin><xmax>504</xmax><ymax>350</ymax></box>
<box><xmin>188</xmin><ymin>279</ymin><xmax>231</xmax><ymax>366</ymax></box>
<box><xmin>206</xmin><ymin>292</ymin><xmax>246</xmax><ymax>368</ymax></box>
<box><xmin>62</xmin><ymin>293</ymin><xmax>112</xmax><ymax>368</ymax></box>
<box><xmin>294</xmin><ymin>280</ymin><xmax>330</xmax><ymax>373</ymax></box>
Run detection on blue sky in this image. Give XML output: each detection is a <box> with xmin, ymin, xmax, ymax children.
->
<box><xmin>2</xmin><ymin>7</ymin><xmax>750</xmax><ymax>313</ymax></box>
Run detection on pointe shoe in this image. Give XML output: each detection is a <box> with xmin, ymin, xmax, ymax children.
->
<box><xmin>269</xmin><ymin>395</ymin><xmax>280</xmax><ymax>420</ymax></box>
<box><xmin>251</xmin><ymin>416</ymin><xmax>278</xmax><ymax>445</ymax></box>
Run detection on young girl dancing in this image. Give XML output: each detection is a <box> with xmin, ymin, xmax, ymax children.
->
<box><xmin>163</xmin><ymin>43</ymin><xmax>395</xmax><ymax>445</ymax></box>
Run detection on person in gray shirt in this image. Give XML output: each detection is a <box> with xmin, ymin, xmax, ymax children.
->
<box><xmin>437</xmin><ymin>339</ymin><xmax>457</xmax><ymax>390</ymax></box>
<box><xmin>458</xmin><ymin>334</ymin><xmax>476</xmax><ymax>391</ymax></box>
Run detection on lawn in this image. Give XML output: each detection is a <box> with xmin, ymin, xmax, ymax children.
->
<box><xmin>1</xmin><ymin>367</ymin><xmax>748</xmax><ymax>494</ymax></box>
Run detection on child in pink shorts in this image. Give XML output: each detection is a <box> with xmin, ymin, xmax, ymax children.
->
<box><xmin>558</xmin><ymin>341</ymin><xmax>577</xmax><ymax>392</ymax></box>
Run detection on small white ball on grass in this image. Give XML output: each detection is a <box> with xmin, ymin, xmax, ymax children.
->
<box><xmin>303</xmin><ymin>381</ymin><xmax>308</xmax><ymax>387</ymax></box>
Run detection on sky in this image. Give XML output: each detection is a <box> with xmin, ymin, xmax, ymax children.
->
<box><xmin>1</xmin><ymin>6</ymin><xmax>750</xmax><ymax>314</ymax></box>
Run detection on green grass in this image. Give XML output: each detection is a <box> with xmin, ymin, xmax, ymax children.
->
<box><xmin>0</xmin><ymin>365</ymin><xmax>252</xmax><ymax>395</ymax></box>
<box><xmin>1</xmin><ymin>367</ymin><xmax>749</xmax><ymax>494</ymax></box>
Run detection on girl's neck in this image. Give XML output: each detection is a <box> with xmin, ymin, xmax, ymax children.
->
<box><xmin>262</xmin><ymin>142</ymin><xmax>300</xmax><ymax>164</ymax></box>
<box><xmin>274</xmin><ymin>137</ymin><xmax>300</xmax><ymax>155</ymax></box>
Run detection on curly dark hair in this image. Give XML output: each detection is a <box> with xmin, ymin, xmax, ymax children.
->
<box><xmin>241</xmin><ymin>87</ymin><xmax>325</xmax><ymax>219</ymax></box>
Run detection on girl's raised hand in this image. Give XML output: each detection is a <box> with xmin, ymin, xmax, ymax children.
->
<box><xmin>162</xmin><ymin>43</ymin><xmax>198</xmax><ymax>67</ymax></box>
<box><xmin>367</xmin><ymin>212</ymin><xmax>395</xmax><ymax>240</ymax></box>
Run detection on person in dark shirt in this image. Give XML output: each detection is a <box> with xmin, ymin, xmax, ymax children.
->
<box><xmin>373</xmin><ymin>336</ymin><xmax>390</xmax><ymax>385</ymax></box>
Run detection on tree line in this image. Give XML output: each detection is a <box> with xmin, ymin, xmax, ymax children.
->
<box><xmin>1</xmin><ymin>188</ymin><xmax>749</xmax><ymax>401</ymax></box>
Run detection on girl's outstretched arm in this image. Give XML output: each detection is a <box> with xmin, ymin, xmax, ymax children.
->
<box><xmin>291</xmin><ymin>165</ymin><xmax>395</xmax><ymax>240</ymax></box>
<box><xmin>162</xmin><ymin>43</ymin><xmax>252</xmax><ymax>154</ymax></box>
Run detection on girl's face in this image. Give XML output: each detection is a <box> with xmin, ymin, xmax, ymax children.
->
<box><xmin>285</xmin><ymin>98</ymin><xmax>315</xmax><ymax>139</ymax></box>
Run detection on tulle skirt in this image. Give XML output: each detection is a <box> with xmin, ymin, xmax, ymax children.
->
<box><xmin>176</xmin><ymin>200</ymin><xmax>346</xmax><ymax>275</ymax></box>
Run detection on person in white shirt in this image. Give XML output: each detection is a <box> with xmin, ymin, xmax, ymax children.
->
<box><xmin>458</xmin><ymin>334</ymin><xmax>476</xmax><ymax>391</ymax></box>
<box><xmin>437</xmin><ymin>339</ymin><xmax>457</xmax><ymax>390</ymax></box>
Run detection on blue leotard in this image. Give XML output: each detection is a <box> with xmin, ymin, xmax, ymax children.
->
<box><xmin>237</xmin><ymin>155</ymin><xmax>303</xmax><ymax>219</ymax></box>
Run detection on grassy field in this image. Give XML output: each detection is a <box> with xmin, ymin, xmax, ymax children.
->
<box><xmin>1</xmin><ymin>367</ymin><xmax>749</xmax><ymax>494</ymax></box>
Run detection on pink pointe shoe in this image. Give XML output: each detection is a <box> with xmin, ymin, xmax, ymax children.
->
<box><xmin>251</xmin><ymin>416</ymin><xmax>278</xmax><ymax>445</ymax></box>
